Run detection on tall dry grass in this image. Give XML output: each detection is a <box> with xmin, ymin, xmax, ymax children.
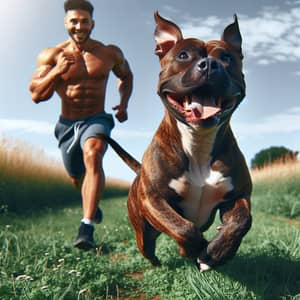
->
<box><xmin>251</xmin><ymin>157</ymin><xmax>300</xmax><ymax>183</ymax></box>
<box><xmin>0</xmin><ymin>136</ymin><xmax>67</xmax><ymax>182</ymax></box>
<box><xmin>0</xmin><ymin>135</ymin><xmax>128</xmax><ymax>213</ymax></box>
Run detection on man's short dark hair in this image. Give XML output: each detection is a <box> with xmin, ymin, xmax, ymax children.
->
<box><xmin>64</xmin><ymin>0</ymin><xmax>94</xmax><ymax>17</ymax></box>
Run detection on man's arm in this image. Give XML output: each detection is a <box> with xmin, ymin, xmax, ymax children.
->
<box><xmin>110</xmin><ymin>46</ymin><xmax>133</xmax><ymax>122</ymax></box>
<box><xmin>29</xmin><ymin>48</ymin><xmax>75</xmax><ymax>103</ymax></box>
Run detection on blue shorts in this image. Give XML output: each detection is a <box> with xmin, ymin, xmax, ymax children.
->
<box><xmin>54</xmin><ymin>112</ymin><xmax>115</xmax><ymax>178</ymax></box>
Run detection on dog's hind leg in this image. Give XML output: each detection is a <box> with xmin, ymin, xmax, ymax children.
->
<box><xmin>127</xmin><ymin>194</ymin><xmax>161</xmax><ymax>266</ymax></box>
<box><xmin>136</xmin><ymin>221</ymin><xmax>162</xmax><ymax>266</ymax></box>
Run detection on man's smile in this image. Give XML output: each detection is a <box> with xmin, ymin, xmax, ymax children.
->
<box><xmin>71</xmin><ymin>30</ymin><xmax>90</xmax><ymax>43</ymax></box>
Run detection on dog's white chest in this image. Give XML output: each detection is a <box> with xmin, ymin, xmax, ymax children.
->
<box><xmin>169</xmin><ymin>168</ymin><xmax>233</xmax><ymax>228</ymax></box>
<box><xmin>169</xmin><ymin>121</ymin><xmax>234</xmax><ymax>228</ymax></box>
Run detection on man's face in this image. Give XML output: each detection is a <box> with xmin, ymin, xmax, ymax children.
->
<box><xmin>64</xmin><ymin>9</ymin><xmax>94</xmax><ymax>45</ymax></box>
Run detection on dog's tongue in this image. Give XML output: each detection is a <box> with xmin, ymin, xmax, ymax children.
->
<box><xmin>184</xmin><ymin>97</ymin><xmax>221</xmax><ymax>120</ymax></box>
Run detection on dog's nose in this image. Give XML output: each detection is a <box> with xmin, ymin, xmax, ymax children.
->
<box><xmin>197</xmin><ymin>58</ymin><xmax>219</xmax><ymax>73</ymax></box>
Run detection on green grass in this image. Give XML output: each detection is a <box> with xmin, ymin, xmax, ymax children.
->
<box><xmin>252</xmin><ymin>175</ymin><xmax>300</xmax><ymax>219</ymax></box>
<box><xmin>1</xmin><ymin>195</ymin><xmax>300</xmax><ymax>300</ymax></box>
<box><xmin>251</xmin><ymin>161</ymin><xmax>300</xmax><ymax>220</ymax></box>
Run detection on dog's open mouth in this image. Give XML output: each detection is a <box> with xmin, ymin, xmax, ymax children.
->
<box><xmin>166</xmin><ymin>92</ymin><xmax>223</xmax><ymax>124</ymax></box>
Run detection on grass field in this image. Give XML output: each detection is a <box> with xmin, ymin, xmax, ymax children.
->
<box><xmin>0</xmin><ymin>139</ymin><xmax>300</xmax><ymax>299</ymax></box>
<box><xmin>251</xmin><ymin>160</ymin><xmax>300</xmax><ymax>219</ymax></box>
<box><xmin>0</xmin><ymin>197</ymin><xmax>299</xmax><ymax>299</ymax></box>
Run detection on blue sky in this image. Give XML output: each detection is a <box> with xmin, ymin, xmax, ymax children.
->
<box><xmin>1</xmin><ymin>0</ymin><xmax>300</xmax><ymax>182</ymax></box>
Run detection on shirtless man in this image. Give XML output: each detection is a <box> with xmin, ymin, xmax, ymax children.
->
<box><xmin>29</xmin><ymin>0</ymin><xmax>133</xmax><ymax>250</ymax></box>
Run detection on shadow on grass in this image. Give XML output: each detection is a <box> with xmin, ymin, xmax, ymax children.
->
<box><xmin>219</xmin><ymin>254</ymin><xmax>300</xmax><ymax>299</ymax></box>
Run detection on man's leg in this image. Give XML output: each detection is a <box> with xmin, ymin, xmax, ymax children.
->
<box><xmin>81</xmin><ymin>137</ymin><xmax>106</xmax><ymax>221</ymax></box>
<box><xmin>74</xmin><ymin>137</ymin><xmax>106</xmax><ymax>250</ymax></box>
<box><xmin>70</xmin><ymin>176</ymin><xmax>103</xmax><ymax>224</ymax></box>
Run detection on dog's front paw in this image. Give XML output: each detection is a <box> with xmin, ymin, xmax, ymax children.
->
<box><xmin>197</xmin><ymin>258</ymin><xmax>212</xmax><ymax>272</ymax></box>
<box><xmin>196</xmin><ymin>247</ymin><xmax>216</xmax><ymax>272</ymax></box>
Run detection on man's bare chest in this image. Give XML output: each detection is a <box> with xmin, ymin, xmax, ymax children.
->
<box><xmin>61</xmin><ymin>52</ymin><xmax>112</xmax><ymax>81</ymax></box>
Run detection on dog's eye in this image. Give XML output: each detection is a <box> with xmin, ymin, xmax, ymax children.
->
<box><xmin>220</xmin><ymin>53</ymin><xmax>232</xmax><ymax>64</ymax></box>
<box><xmin>177</xmin><ymin>51</ymin><xmax>190</xmax><ymax>61</ymax></box>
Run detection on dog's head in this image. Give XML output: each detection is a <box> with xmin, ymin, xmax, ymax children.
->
<box><xmin>154</xmin><ymin>12</ymin><xmax>245</xmax><ymax>128</ymax></box>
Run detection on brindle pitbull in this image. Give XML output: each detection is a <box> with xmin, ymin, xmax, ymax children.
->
<box><xmin>102</xmin><ymin>12</ymin><xmax>252</xmax><ymax>271</ymax></box>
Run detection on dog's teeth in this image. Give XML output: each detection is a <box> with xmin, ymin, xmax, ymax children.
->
<box><xmin>190</xmin><ymin>102</ymin><xmax>203</xmax><ymax>115</ymax></box>
<box><xmin>190</xmin><ymin>102</ymin><xmax>199</xmax><ymax>109</ymax></box>
<box><xmin>183</xmin><ymin>98</ymin><xmax>191</xmax><ymax>111</ymax></box>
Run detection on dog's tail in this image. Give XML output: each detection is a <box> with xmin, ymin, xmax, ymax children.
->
<box><xmin>98</xmin><ymin>134</ymin><xmax>141</xmax><ymax>174</ymax></box>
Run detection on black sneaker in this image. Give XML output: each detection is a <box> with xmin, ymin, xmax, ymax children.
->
<box><xmin>93</xmin><ymin>207</ymin><xmax>103</xmax><ymax>224</ymax></box>
<box><xmin>74</xmin><ymin>223</ymin><xmax>96</xmax><ymax>250</ymax></box>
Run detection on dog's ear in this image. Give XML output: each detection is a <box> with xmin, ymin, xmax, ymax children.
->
<box><xmin>154</xmin><ymin>11</ymin><xmax>183</xmax><ymax>59</ymax></box>
<box><xmin>222</xmin><ymin>14</ymin><xmax>242</xmax><ymax>55</ymax></box>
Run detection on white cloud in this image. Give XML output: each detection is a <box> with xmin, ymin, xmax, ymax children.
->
<box><xmin>0</xmin><ymin>119</ymin><xmax>53</xmax><ymax>135</ymax></box>
<box><xmin>180</xmin><ymin>5</ymin><xmax>300</xmax><ymax>65</ymax></box>
<box><xmin>0</xmin><ymin>119</ymin><xmax>153</xmax><ymax>140</ymax></box>
<box><xmin>181</xmin><ymin>16</ymin><xmax>222</xmax><ymax>41</ymax></box>
<box><xmin>233</xmin><ymin>106</ymin><xmax>300</xmax><ymax>136</ymax></box>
